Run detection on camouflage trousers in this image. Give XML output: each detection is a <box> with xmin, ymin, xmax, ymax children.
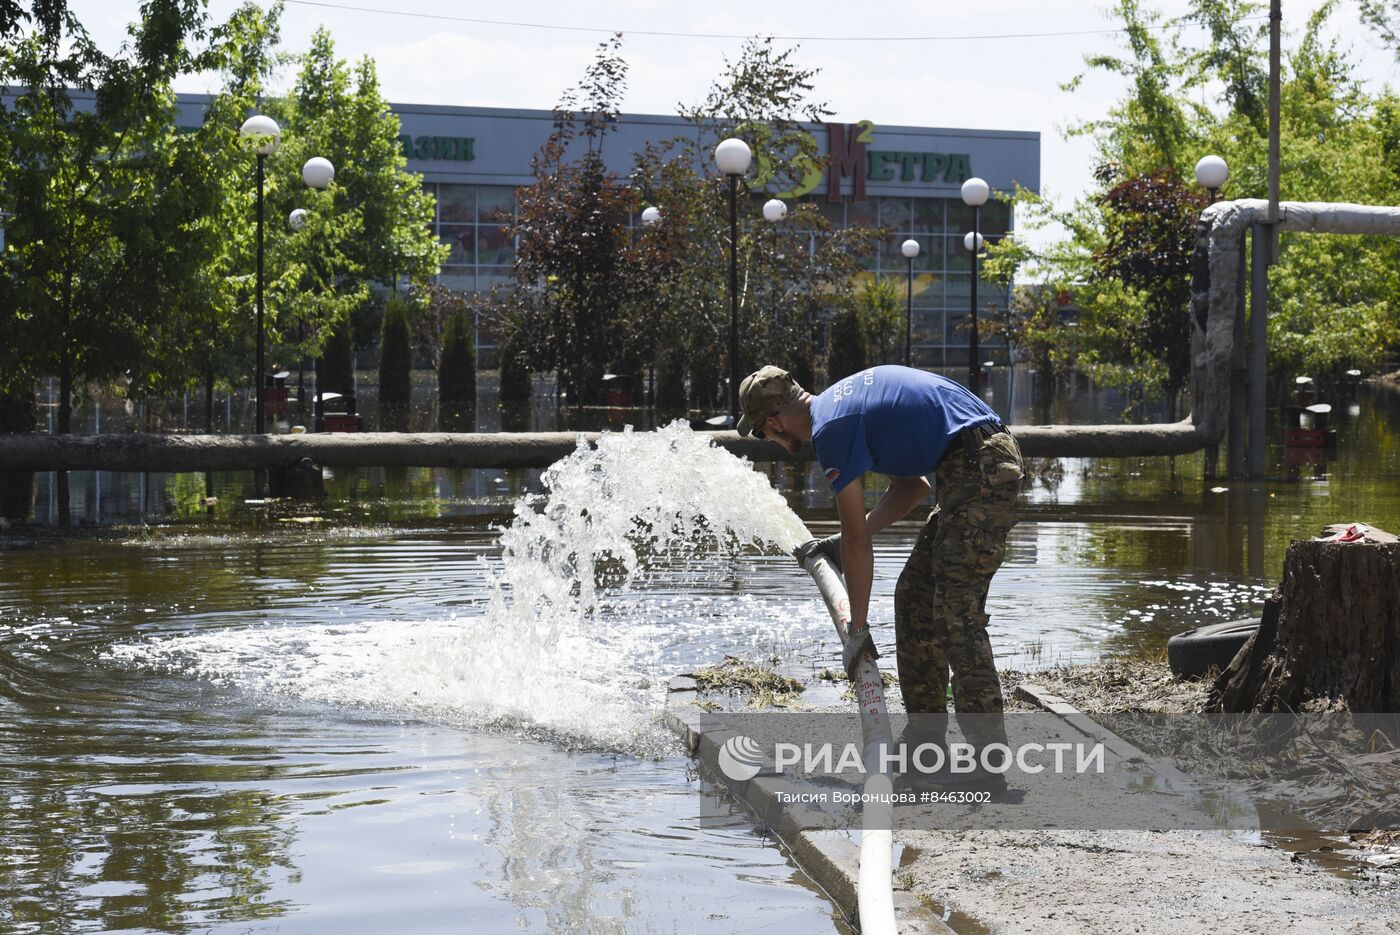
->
<box><xmin>894</xmin><ymin>425</ymin><xmax>1023</xmax><ymax>749</ymax></box>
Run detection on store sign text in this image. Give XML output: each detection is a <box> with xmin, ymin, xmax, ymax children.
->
<box><xmin>826</xmin><ymin>121</ymin><xmax>971</xmax><ymax>202</ymax></box>
<box><xmin>865</xmin><ymin>150</ymin><xmax>971</xmax><ymax>184</ymax></box>
<box><xmin>399</xmin><ymin>135</ymin><xmax>476</xmax><ymax>162</ymax></box>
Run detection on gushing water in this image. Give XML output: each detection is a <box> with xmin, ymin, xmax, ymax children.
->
<box><xmin>108</xmin><ymin>422</ymin><xmax>818</xmax><ymax>754</ymax></box>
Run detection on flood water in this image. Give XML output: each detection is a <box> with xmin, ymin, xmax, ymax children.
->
<box><xmin>3</xmin><ymin>372</ymin><xmax>1399</xmax><ymax>932</ymax></box>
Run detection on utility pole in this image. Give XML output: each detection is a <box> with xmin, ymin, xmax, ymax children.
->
<box><xmin>1248</xmin><ymin>0</ymin><xmax>1283</xmax><ymax>479</ymax></box>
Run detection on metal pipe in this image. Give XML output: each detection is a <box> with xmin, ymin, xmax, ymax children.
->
<box><xmin>1268</xmin><ymin>0</ymin><xmax>1281</xmax><ymax>231</ymax></box>
<box><xmin>728</xmin><ymin>174</ymin><xmax>740</xmax><ymax>421</ymax></box>
<box><xmin>905</xmin><ymin>255</ymin><xmax>913</xmax><ymax>368</ymax></box>
<box><xmin>0</xmin><ymin>422</ymin><xmax>1213</xmax><ymax>474</ymax></box>
<box><xmin>969</xmin><ymin>205</ymin><xmax>981</xmax><ymax>392</ymax></box>
<box><xmin>796</xmin><ymin>548</ymin><xmax>898</xmax><ymax>935</ymax></box>
<box><xmin>256</xmin><ymin>152</ymin><xmax>266</xmax><ymax>436</ymax></box>
<box><xmin>1248</xmin><ymin>223</ymin><xmax>1269</xmax><ymax>478</ymax></box>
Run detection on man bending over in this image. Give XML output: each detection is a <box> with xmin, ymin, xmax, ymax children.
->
<box><xmin>737</xmin><ymin>364</ymin><xmax>1023</xmax><ymax>783</ymax></box>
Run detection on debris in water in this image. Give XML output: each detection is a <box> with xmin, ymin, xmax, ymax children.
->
<box><xmin>692</xmin><ymin>655</ymin><xmax>805</xmax><ymax>709</ymax></box>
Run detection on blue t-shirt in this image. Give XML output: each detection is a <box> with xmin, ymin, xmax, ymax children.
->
<box><xmin>810</xmin><ymin>365</ymin><xmax>999</xmax><ymax>493</ymax></box>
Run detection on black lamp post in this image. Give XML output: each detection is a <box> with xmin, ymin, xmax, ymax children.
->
<box><xmin>239</xmin><ymin>114</ymin><xmax>280</xmax><ymax>434</ymax></box>
<box><xmin>961</xmin><ymin>177</ymin><xmax>990</xmax><ymax>393</ymax></box>
<box><xmin>715</xmin><ymin>137</ymin><xmax>752</xmax><ymax>421</ymax></box>
<box><xmin>290</xmin><ymin>156</ymin><xmax>336</xmax><ymax>428</ymax></box>
<box><xmin>901</xmin><ymin>238</ymin><xmax>919</xmax><ymax>367</ymax></box>
<box><xmin>641</xmin><ymin>205</ymin><xmax>663</xmax><ymax>405</ymax></box>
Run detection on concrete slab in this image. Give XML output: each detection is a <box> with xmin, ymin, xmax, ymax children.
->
<box><xmin>666</xmin><ymin>675</ymin><xmax>954</xmax><ymax>933</ymax></box>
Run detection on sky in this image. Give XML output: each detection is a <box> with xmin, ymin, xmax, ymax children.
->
<box><xmin>60</xmin><ymin>0</ymin><xmax>1400</xmax><ymax>246</ymax></box>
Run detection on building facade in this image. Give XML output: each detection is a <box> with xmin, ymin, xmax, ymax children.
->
<box><xmin>3</xmin><ymin>91</ymin><xmax>1040</xmax><ymax>367</ymax></box>
<box><xmin>392</xmin><ymin>103</ymin><xmax>1039</xmax><ymax>367</ymax></box>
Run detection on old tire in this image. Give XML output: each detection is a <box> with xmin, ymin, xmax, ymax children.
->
<box><xmin>1167</xmin><ymin>618</ymin><xmax>1260</xmax><ymax>680</ymax></box>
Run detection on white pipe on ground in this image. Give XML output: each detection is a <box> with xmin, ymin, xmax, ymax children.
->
<box><xmin>797</xmin><ymin>547</ymin><xmax>899</xmax><ymax>935</ymax></box>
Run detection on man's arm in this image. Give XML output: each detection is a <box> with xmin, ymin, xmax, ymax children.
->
<box><xmin>864</xmin><ymin>475</ymin><xmax>932</xmax><ymax>535</ymax></box>
<box><xmin>834</xmin><ymin>477</ymin><xmax>873</xmax><ymax>630</ymax></box>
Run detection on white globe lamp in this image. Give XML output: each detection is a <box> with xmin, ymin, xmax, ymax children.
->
<box><xmin>238</xmin><ymin>114</ymin><xmax>280</xmax><ymax>155</ymax></box>
<box><xmin>714</xmin><ymin>138</ymin><xmax>752</xmax><ymax>176</ymax></box>
<box><xmin>960</xmin><ymin>177</ymin><xmax>990</xmax><ymax>207</ymax></box>
<box><xmin>302</xmin><ymin>156</ymin><xmax>335</xmax><ymax>190</ymax></box>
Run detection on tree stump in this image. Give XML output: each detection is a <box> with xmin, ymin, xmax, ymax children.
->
<box><xmin>1209</xmin><ymin>524</ymin><xmax>1400</xmax><ymax>713</ymax></box>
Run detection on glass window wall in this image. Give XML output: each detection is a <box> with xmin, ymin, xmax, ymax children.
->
<box><xmin>422</xmin><ymin>180</ymin><xmax>1008</xmax><ymax>366</ymax></box>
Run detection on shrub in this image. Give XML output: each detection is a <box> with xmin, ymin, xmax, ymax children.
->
<box><xmin>826</xmin><ymin>306</ymin><xmax>868</xmax><ymax>382</ymax></box>
<box><xmin>437</xmin><ymin>310</ymin><xmax>477</xmax><ymax>405</ymax></box>
<box><xmin>654</xmin><ymin>350</ymin><xmax>687</xmax><ymax>409</ymax></box>
<box><xmin>379</xmin><ymin>296</ymin><xmax>413</xmax><ymax>405</ymax></box>
<box><xmin>319</xmin><ymin>319</ymin><xmax>356</xmax><ymax>396</ymax></box>
<box><xmin>498</xmin><ymin>334</ymin><xmax>532</xmax><ymax>403</ymax></box>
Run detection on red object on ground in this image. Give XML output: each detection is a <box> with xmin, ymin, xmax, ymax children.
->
<box><xmin>263</xmin><ymin>386</ymin><xmax>290</xmax><ymax>415</ymax></box>
<box><xmin>1337</xmin><ymin>524</ymin><xmax>1368</xmax><ymax>543</ymax></box>
<box><xmin>322</xmin><ymin>414</ymin><xmax>360</xmax><ymax>433</ymax></box>
<box><xmin>1284</xmin><ymin>428</ymin><xmax>1326</xmax><ymax>448</ymax></box>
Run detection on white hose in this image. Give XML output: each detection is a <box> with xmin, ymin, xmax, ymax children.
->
<box><xmin>798</xmin><ymin>549</ymin><xmax>900</xmax><ymax>935</ymax></box>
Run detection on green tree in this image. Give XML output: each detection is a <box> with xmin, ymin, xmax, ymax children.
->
<box><xmin>143</xmin><ymin>2</ymin><xmax>281</xmax><ymax>430</ymax></box>
<box><xmin>1091</xmin><ymin>165</ymin><xmax>1206</xmax><ymax>418</ymax></box>
<box><xmin>505</xmin><ymin>34</ymin><xmax>633</xmax><ymax>405</ymax></box>
<box><xmin>1065</xmin><ymin>0</ymin><xmax>1193</xmax><ymax>176</ymax></box>
<box><xmin>319</xmin><ymin>318</ymin><xmax>356</xmax><ymax>397</ymax></box>
<box><xmin>855</xmin><ymin>275</ymin><xmax>903</xmax><ymax>365</ymax></box>
<box><xmin>0</xmin><ymin>0</ymin><xmax>212</xmax><ymax>429</ymax></box>
<box><xmin>1022</xmin><ymin>0</ymin><xmax>1400</xmax><ymax>409</ymax></box>
<box><xmin>494</xmin><ymin>36</ymin><xmax>873</xmax><ymax>408</ymax></box>
<box><xmin>628</xmin><ymin>37</ymin><xmax>875</xmax><ymax>397</ymax></box>
<box><xmin>497</xmin><ymin>332</ymin><xmax>532</xmax><ymax>403</ymax></box>
<box><xmin>1360</xmin><ymin>0</ymin><xmax>1400</xmax><ymax>56</ymax></box>
<box><xmin>264</xmin><ymin>28</ymin><xmax>446</xmax><ymax>370</ymax></box>
<box><xmin>436</xmin><ymin>296</ymin><xmax>477</xmax><ymax>407</ymax></box>
<box><xmin>827</xmin><ymin>306</ymin><xmax>868</xmax><ymax>382</ymax></box>
<box><xmin>378</xmin><ymin>295</ymin><xmax>412</xmax><ymax>405</ymax></box>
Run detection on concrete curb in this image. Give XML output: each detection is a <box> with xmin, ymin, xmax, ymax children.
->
<box><xmin>665</xmin><ymin>676</ymin><xmax>953</xmax><ymax>934</ymax></box>
<box><xmin>1013</xmin><ymin>683</ymin><xmax>1196</xmax><ymax>784</ymax></box>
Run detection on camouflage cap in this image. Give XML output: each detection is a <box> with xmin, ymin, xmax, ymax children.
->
<box><xmin>736</xmin><ymin>366</ymin><xmax>803</xmax><ymax>437</ymax></box>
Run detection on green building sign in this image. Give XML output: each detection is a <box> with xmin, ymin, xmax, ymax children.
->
<box><xmin>864</xmin><ymin>150</ymin><xmax>971</xmax><ymax>184</ymax></box>
<box><xmin>399</xmin><ymin>134</ymin><xmax>475</xmax><ymax>162</ymax></box>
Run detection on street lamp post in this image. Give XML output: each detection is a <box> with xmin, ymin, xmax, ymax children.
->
<box><xmin>961</xmin><ymin>177</ymin><xmax>990</xmax><ymax>393</ymax></box>
<box><xmin>293</xmin><ymin>157</ymin><xmax>335</xmax><ymax>427</ymax></box>
<box><xmin>1195</xmin><ymin>154</ymin><xmax>1237</xmax><ymax>479</ymax></box>
<box><xmin>763</xmin><ymin>199</ymin><xmax>788</xmax><ymax>370</ymax></box>
<box><xmin>901</xmin><ymin>238</ymin><xmax>919</xmax><ymax>367</ymax></box>
<box><xmin>639</xmin><ymin>205</ymin><xmax>662</xmax><ymax>402</ymax></box>
<box><xmin>715</xmin><ymin>138</ymin><xmax>751</xmax><ymax>421</ymax></box>
<box><xmin>240</xmin><ymin>115</ymin><xmax>280</xmax><ymax>434</ymax></box>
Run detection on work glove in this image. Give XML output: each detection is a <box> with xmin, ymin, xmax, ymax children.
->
<box><xmin>793</xmin><ymin>534</ymin><xmax>843</xmax><ymax>574</ymax></box>
<box><xmin>842</xmin><ymin>625</ymin><xmax>879</xmax><ymax>682</ymax></box>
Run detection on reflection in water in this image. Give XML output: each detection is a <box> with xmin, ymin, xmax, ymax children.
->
<box><xmin>0</xmin><ymin>651</ymin><xmax>299</xmax><ymax>931</ymax></box>
<box><xmin>0</xmin><ymin>533</ymin><xmax>846</xmax><ymax>932</ymax></box>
